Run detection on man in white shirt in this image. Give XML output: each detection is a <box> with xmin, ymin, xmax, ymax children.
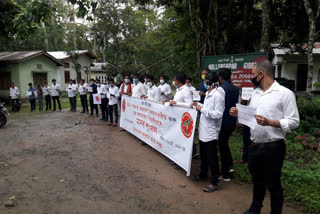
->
<box><xmin>119</xmin><ymin>75</ymin><xmax>132</xmax><ymax>96</ymax></box>
<box><xmin>78</xmin><ymin>79</ymin><xmax>89</xmax><ymax>113</ymax></box>
<box><xmin>163</xmin><ymin>73</ymin><xmax>193</xmax><ymax>108</ymax></box>
<box><xmin>158</xmin><ymin>75</ymin><xmax>172</xmax><ymax>101</ymax></box>
<box><xmin>66</xmin><ymin>79</ymin><xmax>77</xmax><ymax>112</ymax></box>
<box><xmin>43</xmin><ymin>82</ymin><xmax>51</xmax><ymax>111</ymax></box>
<box><xmin>230</xmin><ymin>60</ymin><xmax>299</xmax><ymax>214</ymax></box>
<box><xmin>185</xmin><ymin>77</ymin><xmax>197</xmax><ymax>94</ymax></box>
<box><xmin>51</xmin><ymin>79</ymin><xmax>61</xmax><ymax>111</ymax></box>
<box><xmin>9</xmin><ymin>82</ymin><xmax>20</xmax><ymax>112</ymax></box>
<box><xmin>107</xmin><ymin>79</ymin><xmax>120</xmax><ymax>127</ymax></box>
<box><xmin>141</xmin><ymin>74</ymin><xmax>161</xmax><ymax>102</ymax></box>
<box><xmin>131</xmin><ymin>73</ymin><xmax>147</xmax><ymax>98</ymax></box>
<box><xmin>191</xmin><ymin>72</ymin><xmax>225</xmax><ymax>193</ymax></box>
<box><xmin>97</xmin><ymin>79</ymin><xmax>108</xmax><ymax>121</ymax></box>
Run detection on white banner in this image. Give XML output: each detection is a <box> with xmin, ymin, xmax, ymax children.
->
<box><xmin>120</xmin><ymin>95</ymin><xmax>198</xmax><ymax>176</ymax></box>
<box><xmin>93</xmin><ymin>94</ymin><xmax>101</xmax><ymax>104</ymax></box>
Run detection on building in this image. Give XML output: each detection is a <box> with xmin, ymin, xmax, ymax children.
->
<box><xmin>48</xmin><ymin>50</ymin><xmax>98</xmax><ymax>89</ymax></box>
<box><xmin>89</xmin><ymin>63</ymin><xmax>108</xmax><ymax>82</ymax></box>
<box><xmin>272</xmin><ymin>44</ymin><xmax>320</xmax><ymax>91</ymax></box>
<box><xmin>0</xmin><ymin>50</ymin><xmax>63</xmax><ymax>99</ymax></box>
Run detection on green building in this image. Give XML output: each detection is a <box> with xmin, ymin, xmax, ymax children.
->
<box><xmin>0</xmin><ymin>51</ymin><xmax>63</xmax><ymax>99</ymax></box>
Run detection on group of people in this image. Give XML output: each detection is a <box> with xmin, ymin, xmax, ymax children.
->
<box><xmin>8</xmin><ymin>59</ymin><xmax>300</xmax><ymax>214</ymax></box>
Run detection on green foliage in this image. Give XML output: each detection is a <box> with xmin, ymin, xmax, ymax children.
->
<box><xmin>313</xmin><ymin>81</ymin><xmax>320</xmax><ymax>89</ymax></box>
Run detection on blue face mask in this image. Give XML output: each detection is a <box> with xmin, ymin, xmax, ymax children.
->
<box><xmin>204</xmin><ymin>82</ymin><xmax>209</xmax><ymax>90</ymax></box>
<box><xmin>133</xmin><ymin>78</ymin><xmax>139</xmax><ymax>84</ymax></box>
<box><xmin>175</xmin><ymin>85</ymin><xmax>178</xmax><ymax>89</ymax></box>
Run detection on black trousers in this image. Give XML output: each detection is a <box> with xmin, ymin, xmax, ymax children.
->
<box><xmin>248</xmin><ymin>140</ymin><xmax>285</xmax><ymax>214</ymax></box>
<box><xmin>218</xmin><ymin>125</ymin><xmax>235</xmax><ymax>176</ymax></box>
<box><xmin>45</xmin><ymin>95</ymin><xmax>51</xmax><ymax>110</ymax></box>
<box><xmin>69</xmin><ymin>96</ymin><xmax>76</xmax><ymax>111</ymax></box>
<box><xmin>199</xmin><ymin>140</ymin><xmax>220</xmax><ymax>186</ymax></box>
<box><xmin>242</xmin><ymin>125</ymin><xmax>251</xmax><ymax>162</ymax></box>
<box><xmin>108</xmin><ymin>104</ymin><xmax>118</xmax><ymax>124</ymax></box>
<box><xmin>80</xmin><ymin>94</ymin><xmax>89</xmax><ymax>112</ymax></box>
<box><xmin>100</xmin><ymin>98</ymin><xmax>108</xmax><ymax>119</ymax></box>
<box><xmin>52</xmin><ymin>96</ymin><xmax>61</xmax><ymax>111</ymax></box>
<box><xmin>29</xmin><ymin>99</ymin><xmax>36</xmax><ymax>111</ymax></box>
<box><xmin>11</xmin><ymin>99</ymin><xmax>20</xmax><ymax>111</ymax></box>
<box><xmin>89</xmin><ymin>96</ymin><xmax>98</xmax><ymax>115</ymax></box>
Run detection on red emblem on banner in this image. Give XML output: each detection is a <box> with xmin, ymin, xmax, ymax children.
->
<box><xmin>95</xmin><ymin>96</ymin><xmax>100</xmax><ymax>102</ymax></box>
<box><xmin>122</xmin><ymin>98</ymin><xmax>126</xmax><ymax>112</ymax></box>
<box><xmin>181</xmin><ymin>112</ymin><xmax>193</xmax><ymax>138</ymax></box>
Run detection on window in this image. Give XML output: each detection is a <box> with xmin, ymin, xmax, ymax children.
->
<box><xmin>37</xmin><ymin>64</ymin><xmax>42</xmax><ymax>70</ymax></box>
<box><xmin>76</xmin><ymin>72</ymin><xmax>81</xmax><ymax>84</ymax></box>
<box><xmin>0</xmin><ymin>72</ymin><xmax>11</xmax><ymax>90</ymax></box>
<box><xmin>65</xmin><ymin>71</ymin><xmax>70</xmax><ymax>83</ymax></box>
<box><xmin>64</xmin><ymin>63</ymin><xmax>69</xmax><ymax>68</ymax></box>
<box><xmin>278</xmin><ymin>65</ymin><xmax>282</xmax><ymax>78</ymax></box>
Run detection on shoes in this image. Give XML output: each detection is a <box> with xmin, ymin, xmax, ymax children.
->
<box><xmin>112</xmin><ymin>124</ymin><xmax>117</xmax><ymax>127</ymax></box>
<box><xmin>218</xmin><ymin>175</ymin><xmax>231</xmax><ymax>182</ymax></box>
<box><xmin>108</xmin><ymin>123</ymin><xmax>113</xmax><ymax>126</ymax></box>
<box><xmin>192</xmin><ymin>153</ymin><xmax>200</xmax><ymax>159</ymax></box>
<box><xmin>80</xmin><ymin>111</ymin><xmax>85</xmax><ymax>113</ymax></box>
<box><xmin>229</xmin><ymin>168</ymin><xmax>235</xmax><ymax>173</ymax></box>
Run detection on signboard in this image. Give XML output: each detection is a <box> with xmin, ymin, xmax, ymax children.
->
<box><xmin>120</xmin><ymin>96</ymin><xmax>198</xmax><ymax>176</ymax></box>
<box><xmin>93</xmin><ymin>94</ymin><xmax>101</xmax><ymax>104</ymax></box>
<box><xmin>201</xmin><ymin>52</ymin><xmax>268</xmax><ymax>88</ymax></box>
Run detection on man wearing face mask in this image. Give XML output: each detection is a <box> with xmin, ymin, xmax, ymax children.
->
<box><xmin>191</xmin><ymin>72</ymin><xmax>225</xmax><ymax>193</ymax></box>
<box><xmin>97</xmin><ymin>79</ymin><xmax>108</xmax><ymax>121</ymax></box>
<box><xmin>88</xmin><ymin>78</ymin><xmax>99</xmax><ymax>117</ymax></box>
<box><xmin>163</xmin><ymin>73</ymin><xmax>193</xmax><ymax>107</ymax></box>
<box><xmin>120</xmin><ymin>75</ymin><xmax>132</xmax><ymax>96</ymax></box>
<box><xmin>230</xmin><ymin>60</ymin><xmax>299</xmax><ymax>214</ymax></box>
<box><xmin>217</xmin><ymin>68</ymin><xmax>239</xmax><ymax>182</ymax></box>
<box><xmin>158</xmin><ymin>75</ymin><xmax>172</xmax><ymax>101</ymax></box>
<box><xmin>185</xmin><ymin>77</ymin><xmax>197</xmax><ymax>95</ymax></box>
<box><xmin>141</xmin><ymin>74</ymin><xmax>161</xmax><ymax>101</ymax></box>
<box><xmin>199</xmin><ymin>69</ymin><xmax>209</xmax><ymax>103</ymax></box>
<box><xmin>131</xmin><ymin>72</ymin><xmax>147</xmax><ymax>98</ymax></box>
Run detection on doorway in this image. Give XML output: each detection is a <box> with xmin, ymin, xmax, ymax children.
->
<box><xmin>296</xmin><ymin>64</ymin><xmax>308</xmax><ymax>91</ymax></box>
<box><xmin>33</xmin><ymin>72</ymin><xmax>47</xmax><ymax>86</ymax></box>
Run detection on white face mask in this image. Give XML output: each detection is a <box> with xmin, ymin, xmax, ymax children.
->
<box><xmin>90</xmin><ymin>81</ymin><xmax>94</xmax><ymax>84</ymax></box>
<box><xmin>160</xmin><ymin>80</ymin><xmax>165</xmax><ymax>84</ymax></box>
<box><xmin>125</xmin><ymin>79</ymin><xmax>130</xmax><ymax>84</ymax></box>
<box><xmin>147</xmin><ymin>82</ymin><xmax>153</xmax><ymax>88</ymax></box>
<box><xmin>186</xmin><ymin>83</ymin><xmax>191</xmax><ymax>87</ymax></box>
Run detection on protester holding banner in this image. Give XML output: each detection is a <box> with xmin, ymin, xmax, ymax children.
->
<box><xmin>120</xmin><ymin>75</ymin><xmax>132</xmax><ymax>96</ymax></box>
<box><xmin>43</xmin><ymin>82</ymin><xmax>51</xmax><ymax>111</ymax></box>
<box><xmin>199</xmin><ymin>69</ymin><xmax>209</xmax><ymax>103</ymax></box>
<box><xmin>107</xmin><ymin>79</ymin><xmax>120</xmax><ymax>127</ymax></box>
<box><xmin>217</xmin><ymin>68</ymin><xmax>239</xmax><ymax>181</ymax></box>
<box><xmin>9</xmin><ymin>82</ymin><xmax>20</xmax><ymax>112</ymax></box>
<box><xmin>230</xmin><ymin>60</ymin><xmax>299</xmax><ymax>214</ymax></box>
<box><xmin>51</xmin><ymin>79</ymin><xmax>61</xmax><ymax>111</ymax></box>
<box><xmin>164</xmin><ymin>73</ymin><xmax>193</xmax><ymax>107</ymax></box>
<box><xmin>158</xmin><ymin>75</ymin><xmax>172</xmax><ymax>101</ymax></box>
<box><xmin>191</xmin><ymin>72</ymin><xmax>225</xmax><ymax>192</ymax></box>
<box><xmin>142</xmin><ymin>74</ymin><xmax>161</xmax><ymax>102</ymax></box>
<box><xmin>131</xmin><ymin>73</ymin><xmax>147</xmax><ymax>98</ymax></box>
<box><xmin>89</xmin><ymin>78</ymin><xmax>99</xmax><ymax>117</ymax></box>
<box><xmin>78</xmin><ymin>79</ymin><xmax>89</xmax><ymax>114</ymax></box>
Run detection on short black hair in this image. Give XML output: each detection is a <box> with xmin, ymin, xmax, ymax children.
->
<box><xmin>132</xmin><ymin>72</ymin><xmax>139</xmax><ymax>77</ymax></box>
<box><xmin>52</xmin><ymin>79</ymin><xmax>56</xmax><ymax>82</ymax></box>
<box><xmin>28</xmin><ymin>83</ymin><xmax>32</xmax><ymax>86</ymax></box>
<box><xmin>218</xmin><ymin>68</ymin><xmax>231</xmax><ymax>81</ymax></box>
<box><xmin>81</xmin><ymin>79</ymin><xmax>85</xmax><ymax>82</ymax></box>
<box><xmin>175</xmin><ymin>73</ymin><xmax>186</xmax><ymax>85</ymax></box>
<box><xmin>205</xmin><ymin>72</ymin><xmax>219</xmax><ymax>85</ymax></box>
<box><xmin>90</xmin><ymin>78</ymin><xmax>94</xmax><ymax>81</ymax></box>
<box><xmin>159</xmin><ymin>75</ymin><xmax>166</xmax><ymax>80</ymax></box>
<box><xmin>186</xmin><ymin>77</ymin><xmax>192</xmax><ymax>82</ymax></box>
<box><xmin>109</xmin><ymin>79</ymin><xmax>115</xmax><ymax>83</ymax></box>
<box><xmin>145</xmin><ymin>74</ymin><xmax>154</xmax><ymax>81</ymax></box>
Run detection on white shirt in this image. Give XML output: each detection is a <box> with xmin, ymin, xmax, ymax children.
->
<box><xmin>97</xmin><ymin>84</ymin><xmax>108</xmax><ymax>99</ymax></box>
<box><xmin>173</xmin><ymin>85</ymin><xmax>193</xmax><ymax>107</ymax></box>
<box><xmin>108</xmin><ymin>86</ymin><xmax>120</xmax><ymax>105</ymax></box>
<box><xmin>158</xmin><ymin>83</ymin><xmax>172</xmax><ymax>101</ymax></box>
<box><xmin>132</xmin><ymin>82</ymin><xmax>147</xmax><ymax>98</ymax></box>
<box><xmin>51</xmin><ymin>84</ymin><xmax>61</xmax><ymax>97</ymax></box>
<box><xmin>78</xmin><ymin>83</ymin><xmax>87</xmax><ymax>95</ymax></box>
<box><xmin>146</xmin><ymin>85</ymin><xmax>161</xmax><ymax>101</ymax></box>
<box><xmin>10</xmin><ymin>87</ymin><xmax>19</xmax><ymax>99</ymax></box>
<box><xmin>120</xmin><ymin>83</ymin><xmax>131</xmax><ymax>94</ymax></box>
<box><xmin>42</xmin><ymin>86</ymin><xmax>51</xmax><ymax>96</ymax></box>
<box><xmin>66</xmin><ymin>84</ymin><xmax>77</xmax><ymax>97</ymax></box>
<box><xmin>187</xmin><ymin>85</ymin><xmax>197</xmax><ymax>94</ymax></box>
<box><xmin>249</xmin><ymin>81</ymin><xmax>300</xmax><ymax>143</ymax></box>
<box><xmin>198</xmin><ymin>87</ymin><xmax>225</xmax><ymax>142</ymax></box>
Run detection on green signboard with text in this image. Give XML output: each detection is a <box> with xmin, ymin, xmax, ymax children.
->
<box><xmin>201</xmin><ymin>52</ymin><xmax>268</xmax><ymax>88</ymax></box>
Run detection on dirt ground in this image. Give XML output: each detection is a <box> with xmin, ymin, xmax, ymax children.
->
<box><xmin>0</xmin><ymin>110</ymin><xmax>303</xmax><ymax>214</ymax></box>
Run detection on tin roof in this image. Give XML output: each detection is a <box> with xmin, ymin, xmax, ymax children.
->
<box><xmin>90</xmin><ymin>63</ymin><xmax>107</xmax><ymax>71</ymax></box>
<box><xmin>48</xmin><ymin>50</ymin><xmax>98</xmax><ymax>61</ymax></box>
<box><xmin>272</xmin><ymin>48</ymin><xmax>320</xmax><ymax>55</ymax></box>
<box><xmin>0</xmin><ymin>50</ymin><xmax>63</xmax><ymax>65</ymax></box>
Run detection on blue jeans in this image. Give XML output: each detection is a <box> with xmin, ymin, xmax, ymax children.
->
<box><xmin>38</xmin><ymin>96</ymin><xmax>43</xmax><ymax>111</ymax></box>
